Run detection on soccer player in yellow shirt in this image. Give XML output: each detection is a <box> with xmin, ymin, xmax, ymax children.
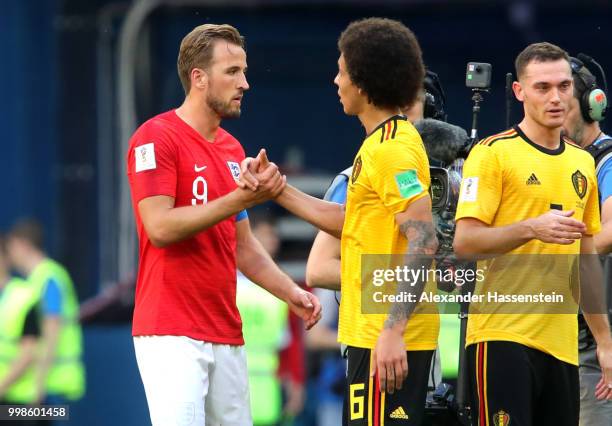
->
<box><xmin>241</xmin><ymin>18</ymin><xmax>439</xmax><ymax>426</ymax></box>
<box><xmin>454</xmin><ymin>42</ymin><xmax>612</xmax><ymax>425</ymax></box>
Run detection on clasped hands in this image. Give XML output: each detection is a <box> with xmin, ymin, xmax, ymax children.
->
<box><xmin>237</xmin><ymin>149</ymin><xmax>286</xmax><ymax>205</ymax></box>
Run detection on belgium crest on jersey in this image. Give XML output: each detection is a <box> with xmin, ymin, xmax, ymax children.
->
<box><xmin>493</xmin><ymin>410</ymin><xmax>510</xmax><ymax>426</ymax></box>
<box><xmin>351</xmin><ymin>156</ymin><xmax>362</xmax><ymax>184</ymax></box>
<box><xmin>571</xmin><ymin>170</ymin><xmax>587</xmax><ymax>199</ymax></box>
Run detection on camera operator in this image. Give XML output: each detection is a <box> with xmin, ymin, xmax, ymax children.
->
<box><xmin>563</xmin><ymin>55</ymin><xmax>612</xmax><ymax>426</ymax></box>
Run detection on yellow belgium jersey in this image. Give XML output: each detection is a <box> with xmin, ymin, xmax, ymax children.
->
<box><xmin>455</xmin><ymin>125</ymin><xmax>601</xmax><ymax>365</ymax></box>
<box><xmin>338</xmin><ymin>115</ymin><xmax>440</xmax><ymax>350</ymax></box>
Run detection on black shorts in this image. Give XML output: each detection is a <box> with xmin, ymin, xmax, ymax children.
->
<box><xmin>467</xmin><ymin>341</ymin><xmax>579</xmax><ymax>426</ymax></box>
<box><xmin>344</xmin><ymin>346</ymin><xmax>433</xmax><ymax>426</ymax></box>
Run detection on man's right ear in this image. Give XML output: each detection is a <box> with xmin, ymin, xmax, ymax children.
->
<box><xmin>191</xmin><ymin>68</ymin><xmax>208</xmax><ymax>90</ymax></box>
<box><xmin>512</xmin><ymin>81</ymin><xmax>524</xmax><ymax>102</ymax></box>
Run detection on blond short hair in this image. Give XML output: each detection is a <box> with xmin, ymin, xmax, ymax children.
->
<box><xmin>177</xmin><ymin>24</ymin><xmax>244</xmax><ymax>95</ymax></box>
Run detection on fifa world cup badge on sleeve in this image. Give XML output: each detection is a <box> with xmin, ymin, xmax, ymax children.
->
<box><xmin>459</xmin><ymin>177</ymin><xmax>479</xmax><ymax>202</ymax></box>
<box><xmin>135</xmin><ymin>143</ymin><xmax>157</xmax><ymax>172</ymax></box>
<box><xmin>395</xmin><ymin>169</ymin><xmax>423</xmax><ymax>198</ymax></box>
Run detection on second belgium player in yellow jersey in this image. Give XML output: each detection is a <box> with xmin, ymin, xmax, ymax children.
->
<box><xmin>243</xmin><ymin>17</ymin><xmax>440</xmax><ymax>426</ymax></box>
<box><xmin>454</xmin><ymin>42</ymin><xmax>612</xmax><ymax>426</ymax></box>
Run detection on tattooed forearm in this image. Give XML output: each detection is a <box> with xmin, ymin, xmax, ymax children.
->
<box><xmin>384</xmin><ymin>220</ymin><xmax>438</xmax><ymax>329</ymax></box>
<box><xmin>399</xmin><ymin>220</ymin><xmax>438</xmax><ymax>254</ymax></box>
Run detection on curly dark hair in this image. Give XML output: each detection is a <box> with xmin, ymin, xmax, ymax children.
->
<box><xmin>338</xmin><ymin>18</ymin><xmax>424</xmax><ymax>110</ymax></box>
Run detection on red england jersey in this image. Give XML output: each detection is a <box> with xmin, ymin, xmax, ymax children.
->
<box><xmin>127</xmin><ymin>110</ymin><xmax>246</xmax><ymax>344</ymax></box>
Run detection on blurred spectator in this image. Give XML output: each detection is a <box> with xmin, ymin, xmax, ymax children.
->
<box><xmin>0</xmin><ymin>232</ymin><xmax>46</xmax><ymax>426</ymax></box>
<box><xmin>278</xmin><ymin>312</ymin><xmax>307</xmax><ymax>424</ymax></box>
<box><xmin>5</xmin><ymin>219</ymin><xmax>85</xmax><ymax>404</ymax></box>
<box><xmin>237</xmin><ymin>213</ymin><xmax>305</xmax><ymax>425</ymax></box>
<box><xmin>304</xmin><ymin>289</ymin><xmax>344</xmax><ymax>426</ymax></box>
<box><xmin>79</xmin><ymin>275</ymin><xmax>135</xmax><ymax>323</ymax></box>
<box><xmin>303</xmin><ymin>155</ymin><xmax>346</xmax><ymax>426</ymax></box>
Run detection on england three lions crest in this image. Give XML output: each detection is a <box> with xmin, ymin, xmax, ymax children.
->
<box><xmin>227</xmin><ymin>161</ymin><xmax>241</xmax><ymax>182</ymax></box>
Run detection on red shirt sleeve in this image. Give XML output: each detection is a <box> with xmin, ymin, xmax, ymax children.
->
<box><xmin>127</xmin><ymin>125</ymin><xmax>178</xmax><ymax>203</ymax></box>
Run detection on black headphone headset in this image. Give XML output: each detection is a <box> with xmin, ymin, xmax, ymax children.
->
<box><xmin>569</xmin><ymin>55</ymin><xmax>608</xmax><ymax>123</ymax></box>
<box><xmin>423</xmin><ymin>70</ymin><xmax>447</xmax><ymax>122</ymax></box>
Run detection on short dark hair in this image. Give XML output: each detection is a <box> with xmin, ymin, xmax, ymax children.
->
<box><xmin>8</xmin><ymin>219</ymin><xmax>44</xmax><ymax>251</ymax></box>
<box><xmin>177</xmin><ymin>24</ymin><xmax>245</xmax><ymax>95</ymax></box>
<box><xmin>338</xmin><ymin>18</ymin><xmax>424</xmax><ymax>109</ymax></box>
<box><xmin>515</xmin><ymin>42</ymin><xmax>570</xmax><ymax>80</ymax></box>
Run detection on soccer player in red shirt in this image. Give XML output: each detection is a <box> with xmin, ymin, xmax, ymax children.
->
<box><xmin>126</xmin><ymin>24</ymin><xmax>321</xmax><ymax>425</ymax></box>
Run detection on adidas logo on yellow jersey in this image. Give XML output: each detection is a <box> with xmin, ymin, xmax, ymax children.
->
<box><xmin>526</xmin><ymin>173</ymin><xmax>541</xmax><ymax>185</ymax></box>
<box><xmin>389</xmin><ymin>406</ymin><xmax>409</xmax><ymax>420</ymax></box>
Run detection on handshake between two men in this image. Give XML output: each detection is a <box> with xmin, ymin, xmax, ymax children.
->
<box><xmin>237</xmin><ymin>149</ymin><xmax>287</xmax><ymax>204</ymax></box>
<box><xmin>238</xmin><ymin>149</ymin><xmax>346</xmax><ymax>239</ymax></box>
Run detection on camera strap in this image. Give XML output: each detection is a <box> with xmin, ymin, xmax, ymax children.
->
<box><xmin>585</xmin><ymin>136</ymin><xmax>612</xmax><ymax>175</ymax></box>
